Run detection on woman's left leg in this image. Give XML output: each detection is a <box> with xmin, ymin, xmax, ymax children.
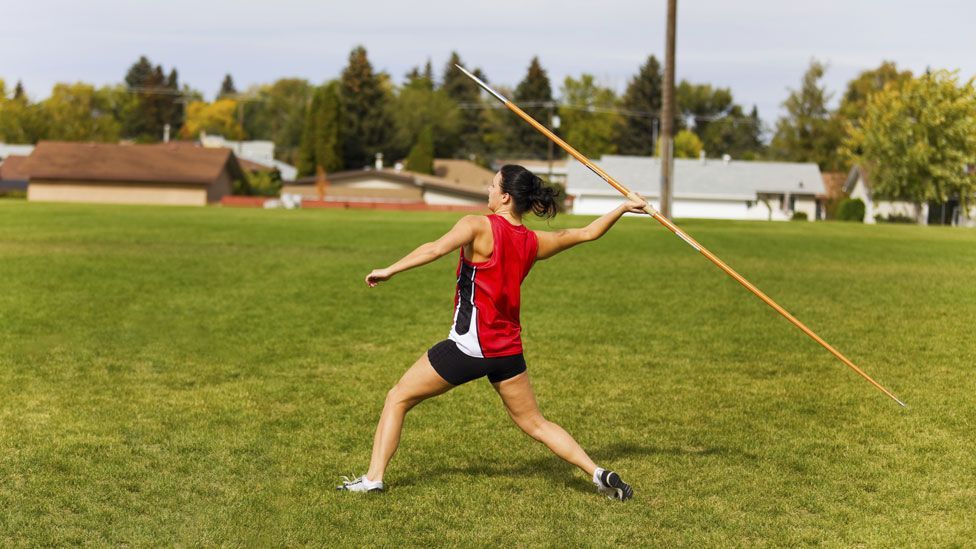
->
<box><xmin>365</xmin><ymin>352</ymin><xmax>453</xmax><ymax>482</ymax></box>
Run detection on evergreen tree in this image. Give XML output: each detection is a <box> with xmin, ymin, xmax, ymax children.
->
<box><xmin>511</xmin><ymin>57</ymin><xmax>553</xmax><ymax>158</ymax></box>
<box><xmin>219</xmin><ymin>74</ymin><xmax>237</xmax><ymax>98</ymax></box>
<box><xmin>770</xmin><ymin>60</ymin><xmax>844</xmax><ymax>170</ymax></box>
<box><xmin>441</xmin><ymin>52</ymin><xmax>488</xmax><ymax>157</ymax></box>
<box><xmin>297</xmin><ymin>81</ymin><xmax>343</xmax><ymax>176</ymax></box>
<box><xmin>13</xmin><ymin>80</ymin><xmax>25</xmax><ymax>100</ymax></box>
<box><xmin>405</xmin><ymin>126</ymin><xmax>435</xmax><ymax>174</ymax></box>
<box><xmin>698</xmin><ymin>104</ymin><xmax>765</xmax><ymax>159</ymax></box>
<box><xmin>122</xmin><ymin>56</ymin><xmax>182</xmax><ymax>141</ymax></box>
<box><xmin>616</xmin><ymin>55</ymin><xmax>663</xmax><ymax>155</ymax></box>
<box><xmin>339</xmin><ymin>46</ymin><xmax>395</xmax><ymax>169</ymax></box>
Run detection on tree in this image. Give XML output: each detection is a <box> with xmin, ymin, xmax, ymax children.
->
<box><xmin>242</xmin><ymin>78</ymin><xmax>313</xmax><ymax>165</ymax></box>
<box><xmin>0</xmin><ymin>79</ymin><xmax>42</xmax><ymax>143</ymax></box>
<box><xmin>297</xmin><ymin>81</ymin><xmax>343</xmax><ymax>176</ymax></box>
<box><xmin>770</xmin><ymin>60</ymin><xmax>845</xmax><ymax>170</ymax></box>
<box><xmin>616</xmin><ymin>55</ymin><xmax>663</xmax><ymax>155</ymax></box>
<box><xmin>837</xmin><ymin>61</ymin><xmax>913</xmax><ymax>125</ymax></box>
<box><xmin>405</xmin><ymin>59</ymin><xmax>435</xmax><ymax>91</ymax></box>
<box><xmin>842</xmin><ymin>70</ymin><xmax>976</xmax><ymax>209</ymax></box>
<box><xmin>13</xmin><ymin>80</ymin><xmax>25</xmax><ymax>100</ymax></box>
<box><xmin>657</xmin><ymin>129</ymin><xmax>703</xmax><ymax>158</ymax></box>
<box><xmin>179</xmin><ymin>99</ymin><xmax>244</xmax><ymax>140</ymax></box>
<box><xmin>441</xmin><ymin>52</ymin><xmax>489</xmax><ymax>157</ymax></box>
<box><xmin>122</xmin><ymin>56</ymin><xmax>182</xmax><ymax>141</ymax></box>
<box><xmin>219</xmin><ymin>74</ymin><xmax>237</xmax><ymax>98</ymax></box>
<box><xmin>392</xmin><ymin>83</ymin><xmax>460</xmax><ymax>158</ymax></box>
<box><xmin>405</xmin><ymin>126</ymin><xmax>435</xmax><ymax>174</ymax></box>
<box><xmin>699</xmin><ymin>105</ymin><xmax>765</xmax><ymax>159</ymax></box>
<box><xmin>511</xmin><ymin>57</ymin><xmax>554</xmax><ymax>158</ymax></box>
<box><xmin>676</xmin><ymin>80</ymin><xmax>732</xmax><ymax>133</ymax></box>
<box><xmin>39</xmin><ymin>83</ymin><xmax>125</xmax><ymax>142</ymax></box>
<box><xmin>339</xmin><ymin>46</ymin><xmax>395</xmax><ymax>169</ymax></box>
<box><xmin>558</xmin><ymin>74</ymin><xmax>620</xmax><ymax>157</ymax></box>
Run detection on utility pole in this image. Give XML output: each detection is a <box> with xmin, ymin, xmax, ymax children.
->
<box><xmin>660</xmin><ymin>0</ymin><xmax>677</xmax><ymax>219</ymax></box>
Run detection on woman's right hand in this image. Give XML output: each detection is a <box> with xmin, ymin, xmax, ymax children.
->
<box><xmin>365</xmin><ymin>268</ymin><xmax>394</xmax><ymax>287</ymax></box>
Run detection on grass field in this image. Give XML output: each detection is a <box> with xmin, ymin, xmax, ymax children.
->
<box><xmin>1</xmin><ymin>200</ymin><xmax>974</xmax><ymax>546</ymax></box>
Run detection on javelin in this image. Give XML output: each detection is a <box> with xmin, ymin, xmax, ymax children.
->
<box><xmin>456</xmin><ymin>64</ymin><xmax>906</xmax><ymax>408</ymax></box>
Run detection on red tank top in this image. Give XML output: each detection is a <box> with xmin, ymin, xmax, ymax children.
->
<box><xmin>448</xmin><ymin>215</ymin><xmax>539</xmax><ymax>358</ymax></box>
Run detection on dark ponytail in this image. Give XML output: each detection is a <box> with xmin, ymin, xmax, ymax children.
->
<box><xmin>499</xmin><ymin>164</ymin><xmax>559</xmax><ymax>219</ymax></box>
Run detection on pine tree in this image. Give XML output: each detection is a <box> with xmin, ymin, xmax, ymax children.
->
<box><xmin>511</xmin><ymin>57</ymin><xmax>553</xmax><ymax>158</ymax></box>
<box><xmin>339</xmin><ymin>46</ymin><xmax>395</xmax><ymax>169</ymax></box>
<box><xmin>122</xmin><ymin>56</ymin><xmax>181</xmax><ymax>141</ymax></box>
<box><xmin>297</xmin><ymin>82</ymin><xmax>343</xmax><ymax>176</ymax></box>
<box><xmin>770</xmin><ymin>60</ymin><xmax>844</xmax><ymax>170</ymax></box>
<box><xmin>406</xmin><ymin>126</ymin><xmax>435</xmax><ymax>174</ymax></box>
<box><xmin>441</xmin><ymin>52</ymin><xmax>488</xmax><ymax>157</ymax></box>
<box><xmin>13</xmin><ymin>80</ymin><xmax>25</xmax><ymax>100</ymax></box>
<box><xmin>219</xmin><ymin>74</ymin><xmax>237</xmax><ymax>98</ymax></box>
<box><xmin>616</xmin><ymin>55</ymin><xmax>663</xmax><ymax>155</ymax></box>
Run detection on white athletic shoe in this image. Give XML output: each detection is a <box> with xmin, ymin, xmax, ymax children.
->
<box><xmin>336</xmin><ymin>475</ymin><xmax>384</xmax><ymax>493</ymax></box>
<box><xmin>594</xmin><ymin>469</ymin><xmax>634</xmax><ymax>501</ymax></box>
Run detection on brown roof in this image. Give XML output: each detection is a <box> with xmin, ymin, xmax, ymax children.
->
<box><xmin>293</xmin><ymin>168</ymin><xmax>488</xmax><ymax>200</ymax></box>
<box><xmin>432</xmin><ymin>159</ymin><xmax>494</xmax><ymax>190</ymax></box>
<box><xmin>820</xmin><ymin>171</ymin><xmax>848</xmax><ymax>199</ymax></box>
<box><xmin>26</xmin><ymin>141</ymin><xmax>244</xmax><ymax>185</ymax></box>
<box><xmin>0</xmin><ymin>155</ymin><xmax>30</xmax><ymax>181</ymax></box>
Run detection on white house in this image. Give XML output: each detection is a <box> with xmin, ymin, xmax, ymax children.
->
<box><xmin>567</xmin><ymin>155</ymin><xmax>825</xmax><ymax>221</ymax></box>
<box><xmin>199</xmin><ymin>133</ymin><xmax>298</xmax><ymax>181</ymax></box>
<box><xmin>0</xmin><ymin>143</ymin><xmax>34</xmax><ymax>161</ymax></box>
<box><xmin>842</xmin><ymin>165</ymin><xmax>976</xmax><ymax>227</ymax></box>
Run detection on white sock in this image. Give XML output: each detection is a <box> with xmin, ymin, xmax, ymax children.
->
<box><xmin>362</xmin><ymin>476</ymin><xmax>383</xmax><ymax>488</ymax></box>
<box><xmin>592</xmin><ymin>467</ymin><xmax>605</xmax><ymax>486</ymax></box>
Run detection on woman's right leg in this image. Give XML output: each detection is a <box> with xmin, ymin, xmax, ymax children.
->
<box><xmin>365</xmin><ymin>352</ymin><xmax>453</xmax><ymax>482</ymax></box>
<box><xmin>491</xmin><ymin>372</ymin><xmax>598</xmax><ymax>476</ymax></box>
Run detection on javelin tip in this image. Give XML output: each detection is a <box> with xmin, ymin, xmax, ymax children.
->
<box><xmin>455</xmin><ymin>64</ymin><xmax>509</xmax><ymax>105</ymax></box>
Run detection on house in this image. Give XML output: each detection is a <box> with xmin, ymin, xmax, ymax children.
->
<box><xmin>281</xmin><ymin>160</ymin><xmax>488</xmax><ymax>207</ymax></box>
<box><xmin>567</xmin><ymin>155</ymin><xmax>824</xmax><ymax>220</ymax></box>
<box><xmin>842</xmin><ymin>166</ymin><xmax>928</xmax><ymax>224</ymax></box>
<box><xmin>199</xmin><ymin>133</ymin><xmax>297</xmax><ymax>181</ymax></box>
<box><xmin>0</xmin><ymin>155</ymin><xmax>30</xmax><ymax>192</ymax></box>
<box><xmin>842</xmin><ymin>165</ymin><xmax>976</xmax><ymax>226</ymax></box>
<box><xmin>0</xmin><ymin>143</ymin><xmax>35</xmax><ymax>161</ymax></box>
<box><xmin>493</xmin><ymin>158</ymin><xmax>567</xmax><ymax>186</ymax></box>
<box><xmin>25</xmin><ymin>141</ymin><xmax>244</xmax><ymax>206</ymax></box>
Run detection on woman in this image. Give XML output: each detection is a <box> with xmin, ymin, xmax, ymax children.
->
<box><xmin>339</xmin><ymin>165</ymin><xmax>646</xmax><ymax>500</ymax></box>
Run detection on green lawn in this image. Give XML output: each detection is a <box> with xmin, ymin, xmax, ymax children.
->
<box><xmin>1</xmin><ymin>201</ymin><xmax>974</xmax><ymax>546</ymax></box>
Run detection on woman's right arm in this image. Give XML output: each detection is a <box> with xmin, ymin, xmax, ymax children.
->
<box><xmin>365</xmin><ymin>215</ymin><xmax>483</xmax><ymax>287</ymax></box>
<box><xmin>535</xmin><ymin>196</ymin><xmax>648</xmax><ymax>260</ymax></box>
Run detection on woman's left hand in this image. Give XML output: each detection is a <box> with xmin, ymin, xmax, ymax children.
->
<box><xmin>365</xmin><ymin>268</ymin><xmax>394</xmax><ymax>287</ymax></box>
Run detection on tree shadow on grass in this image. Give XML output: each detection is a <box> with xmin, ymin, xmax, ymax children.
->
<box><xmin>395</xmin><ymin>442</ymin><xmax>757</xmax><ymax>493</ymax></box>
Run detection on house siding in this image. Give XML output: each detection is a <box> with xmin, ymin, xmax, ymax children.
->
<box><xmin>28</xmin><ymin>180</ymin><xmax>207</xmax><ymax>206</ymax></box>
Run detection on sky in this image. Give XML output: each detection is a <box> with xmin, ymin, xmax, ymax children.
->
<box><xmin>3</xmin><ymin>0</ymin><xmax>975</xmax><ymax>132</ymax></box>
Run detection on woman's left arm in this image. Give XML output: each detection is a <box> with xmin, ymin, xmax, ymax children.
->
<box><xmin>365</xmin><ymin>215</ymin><xmax>481</xmax><ymax>287</ymax></box>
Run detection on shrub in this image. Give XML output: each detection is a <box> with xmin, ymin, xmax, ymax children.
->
<box><xmin>875</xmin><ymin>213</ymin><xmax>916</xmax><ymax>224</ymax></box>
<box><xmin>836</xmin><ymin>198</ymin><xmax>866</xmax><ymax>222</ymax></box>
<box><xmin>791</xmin><ymin>211</ymin><xmax>808</xmax><ymax>221</ymax></box>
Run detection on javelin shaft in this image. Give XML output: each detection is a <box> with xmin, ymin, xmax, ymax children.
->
<box><xmin>454</xmin><ymin>65</ymin><xmax>905</xmax><ymax>407</ymax></box>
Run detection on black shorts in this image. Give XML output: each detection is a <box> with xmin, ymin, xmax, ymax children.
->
<box><xmin>427</xmin><ymin>339</ymin><xmax>527</xmax><ymax>386</ymax></box>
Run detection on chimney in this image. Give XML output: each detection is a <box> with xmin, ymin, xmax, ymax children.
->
<box><xmin>374</xmin><ymin>152</ymin><xmax>384</xmax><ymax>170</ymax></box>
